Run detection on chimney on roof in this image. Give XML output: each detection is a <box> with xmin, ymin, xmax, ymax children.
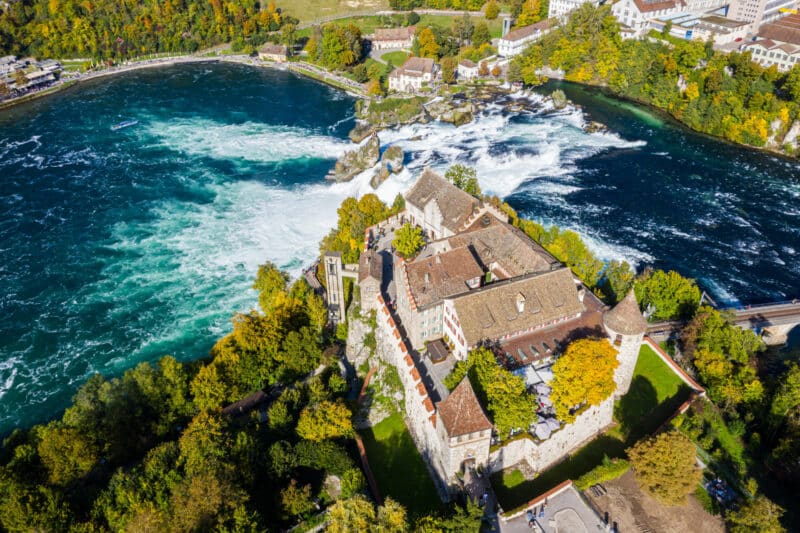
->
<box><xmin>516</xmin><ymin>292</ymin><xmax>526</xmax><ymax>313</ymax></box>
<box><xmin>578</xmin><ymin>288</ymin><xmax>585</xmax><ymax>302</ymax></box>
<box><xmin>425</xmin><ymin>272</ymin><xmax>431</xmax><ymax>283</ymax></box>
<box><xmin>435</xmin><ymin>254</ymin><xmax>441</xmax><ymax>264</ymax></box>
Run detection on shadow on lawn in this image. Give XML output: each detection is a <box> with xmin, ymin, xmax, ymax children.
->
<box><xmin>615</xmin><ymin>375</ymin><xmax>692</xmax><ymax>444</ymax></box>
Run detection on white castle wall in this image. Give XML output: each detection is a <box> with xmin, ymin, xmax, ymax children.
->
<box><xmin>488</xmin><ymin>397</ymin><xmax>614</xmax><ymax>475</ymax></box>
<box><xmin>371</xmin><ymin>294</ymin><xmax>451</xmax><ymax>500</ymax></box>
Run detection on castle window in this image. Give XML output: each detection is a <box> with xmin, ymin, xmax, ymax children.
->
<box><xmin>614</xmin><ymin>334</ymin><xmax>622</xmax><ymax>347</ymax></box>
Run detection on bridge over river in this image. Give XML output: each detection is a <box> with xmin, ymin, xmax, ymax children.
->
<box><xmin>648</xmin><ymin>300</ymin><xmax>800</xmax><ymax>346</ymax></box>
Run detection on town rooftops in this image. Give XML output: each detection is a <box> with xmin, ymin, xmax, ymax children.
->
<box><xmin>399</xmin><ymin>56</ymin><xmax>435</xmax><ymax>75</ymax></box>
<box><xmin>501</xmin><ymin>19</ymin><xmax>553</xmax><ymax>42</ymax></box>
<box><xmin>759</xmin><ymin>14</ymin><xmax>800</xmax><ymax>46</ymax></box>
<box><xmin>459</xmin><ymin>59</ymin><xmax>478</xmax><ymax>68</ymax></box>
<box><xmin>449</xmin><ymin>217</ymin><xmax>558</xmax><ymax>278</ymax></box>
<box><xmin>373</xmin><ymin>26</ymin><xmax>416</xmax><ymax>41</ymax></box>
<box><xmin>603</xmin><ymin>289</ymin><xmax>647</xmax><ymax>336</ymax></box>
<box><xmin>437</xmin><ymin>377</ymin><xmax>493</xmax><ymax>437</ymax></box>
<box><xmin>700</xmin><ymin>15</ymin><xmax>748</xmax><ymax>29</ymax></box>
<box><xmin>405</xmin><ymin>246</ymin><xmax>484</xmax><ymax>308</ymax></box>
<box><xmin>634</xmin><ymin>0</ymin><xmax>678</xmax><ymax>13</ymax></box>
<box><xmin>359</xmin><ymin>249</ymin><xmax>383</xmax><ymax>283</ymax></box>
<box><xmin>405</xmin><ymin>168</ymin><xmax>480</xmax><ymax>233</ymax></box>
<box><xmin>451</xmin><ymin>267</ymin><xmax>585</xmax><ymax>348</ymax></box>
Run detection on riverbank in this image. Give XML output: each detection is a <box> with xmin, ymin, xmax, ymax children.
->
<box><xmin>0</xmin><ymin>53</ymin><xmax>287</xmax><ymax>111</ymax></box>
<box><xmin>544</xmin><ymin>78</ymin><xmax>800</xmax><ymax>163</ymax></box>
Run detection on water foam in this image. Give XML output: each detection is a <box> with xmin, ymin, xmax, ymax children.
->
<box><xmin>144</xmin><ymin>118</ymin><xmax>350</xmax><ymax>163</ymax></box>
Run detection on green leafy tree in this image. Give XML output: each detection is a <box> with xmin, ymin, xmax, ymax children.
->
<box><xmin>327</xmin><ymin>494</ymin><xmax>376</xmax><ymax>533</ymax></box>
<box><xmin>444</xmin><ymin>164</ymin><xmax>482</xmax><ymax>196</ymax></box>
<box><xmin>392</xmin><ymin>223</ymin><xmax>425</xmax><ymax>259</ymax></box>
<box><xmin>445</xmin><ymin>348</ymin><xmax>536</xmax><ymax>438</ymax></box>
<box><xmin>296</xmin><ymin>399</ymin><xmax>354</xmax><ymax>441</ymax></box>
<box><xmin>452</xmin><ymin>13</ymin><xmax>475</xmax><ymax>44</ymax></box>
<box><xmin>280</xmin><ymin>479</ymin><xmax>315</xmax><ymax>518</ymax></box>
<box><xmin>634</xmin><ymin>269</ymin><xmax>701</xmax><ymax>321</ymax></box>
<box><xmin>627</xmin><ymin>431</ymin><xmax>702</xmax><ymax>505</ymax></box>
<box><xmin>601</xmin><ymin>259</ymin><xmax>635</xmax><ymax>304</ymax></box>
<box><xmin>471</xmin><ymin>21</ymin><xmax>490</xmax><ymax>47</ymax></box>
<box><xmin>726</xmin><ymin>495</ymin><xmax>786</xmax><ymax>533</ymax></box>
<box><xmin>770</xmin><ymin>363</ymin><xmax>800</xmax><ymax>430</ymax></box>
<box><xmin>485</xmin><ymin>0</ymin><xmax>500</xmax><ymax>20</ymax></box>
<box><xmin>441</xmin><ymin>56</ymin><xmax>457</xmax><ymax>84</ymax></box>
<box><xmin>549</xmin><ymin>338</ymin><xmax>619</xmax><ymax>423</ymax></box>
<box><xmin>253</xmin><ymin>261</ymin><xmax>289</xmax><ymax>315</ymax></box>
<box><xmin>36</xmin><ymin>423</ymin><xmax>99</xmax><ymax>486</ymax></box>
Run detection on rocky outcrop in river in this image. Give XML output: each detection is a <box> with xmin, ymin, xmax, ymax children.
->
<box><xmin>369</xmin><ymin>145</ymin><xmax>404</xmax><ymax>189</ymax></box>
<box><xmin>329</xmin><ymin>133</ymin><xmax>380</xmax><ymax>182</ymax></box>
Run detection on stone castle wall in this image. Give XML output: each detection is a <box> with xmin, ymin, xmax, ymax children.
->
<box><xmin>370</xmin><ymin>294</ymin><xmax>451</xmax><ymax>500</ymax></box>
<box><xmin>488</xmin><ymin>397</ymin><xmax>614</xmax><ymax>475</ymax></box>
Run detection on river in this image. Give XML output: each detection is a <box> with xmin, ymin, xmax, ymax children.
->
<box><xmin>0</xmin><ymin>63</ymin><xmax>797</xmax><ymax>434</ymax></box>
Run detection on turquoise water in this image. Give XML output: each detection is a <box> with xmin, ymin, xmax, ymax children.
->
<box><xmin>1</xmin><ymin>63</ymin><xmax>798</xmax><ymax>435</ymax></box>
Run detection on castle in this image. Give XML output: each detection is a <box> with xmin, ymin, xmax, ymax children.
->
<box><xmin>326</xmin><ymin>168</ymin><xmax>647</xmax><ymax>498</ymax></box>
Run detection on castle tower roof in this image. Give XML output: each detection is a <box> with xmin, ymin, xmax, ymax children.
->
<box><xmin>603</xmin><ymin>289</ymin><xmax>647</xmax><ymax>336</ymax></box>
<box><xmin>437</xmin><ymin>378</ymin><xmax>493</xmax><ymax>438</ymax></box>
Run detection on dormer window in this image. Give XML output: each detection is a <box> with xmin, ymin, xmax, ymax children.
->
<box><xmin>516</xmin><ymin>292</ymin><xmax>526</xmax><ymax>313</ymax></box>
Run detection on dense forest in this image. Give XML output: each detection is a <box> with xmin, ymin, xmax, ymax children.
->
<box><xmin>0</xmin><ymin>0</ymin><xmax>295</xmax><ymax>59</ymax></box>
<box><xmin>509</xmin><ymin>4</ymin><xmax>800</xmax><ymax>155</ymax></box>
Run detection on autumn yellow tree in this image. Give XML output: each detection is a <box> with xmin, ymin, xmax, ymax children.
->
<box><xmin>296</xmin><ymin>399</ymin><xmax>353</xmax><ymax>441</ymax></box>
<box><xmin>515</xmin><ymin>0</ymin><xmax>542</xmax><ymax>27</ymax></box>
<box><xmin>549</xmin><ymin>338</ymin><xmax>619</xmax><ymax>422</ymax></box>
<box><xmin>627</xmin><ymin>431</ymin><xmax>702</xmax><ymax>505</ymax></box>
<box><xmin>416</xmin><ymin>27</ymin><xmax>440</xmax><ymax>59</ymax></box>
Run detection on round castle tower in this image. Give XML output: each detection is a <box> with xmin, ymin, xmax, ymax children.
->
<box><xmin>602</xmin><ymin>290</ymin><xmax>648</xmax><ymax>397</ymax></box>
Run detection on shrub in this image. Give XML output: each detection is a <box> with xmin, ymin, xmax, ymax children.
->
<box><xmin>575</xmin><ymin>456</ymin><xmax>630</xmax><ymax>490</ymax></box>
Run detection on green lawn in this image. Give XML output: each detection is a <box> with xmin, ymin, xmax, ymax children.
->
<box><xmin>277</xmin><ymin>0</ymin><xmax>389</xmax><ymax>23</ymax></box>
<box><xmin>360</xmin><ymin>412</ymin><xmax>442</xmax><ymax>517</ymax></box>
<box><xmin>613</xmin><ymin>344</ymin><xmax>692</xmax><ymax>442</ymax></box>
<box><xmin>381</xmin><ymin>50</ymin><xmax>409</xmax><ymax>66</ymax></box>
<box><xmin>492</xmin><ymin>344</ymin><xmax>693</xmax><ymax>512</ymax></box>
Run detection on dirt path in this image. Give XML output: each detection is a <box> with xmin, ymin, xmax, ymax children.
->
<box><xmin>584</xmin><ymin>471</ymin><xmax>724</xmax><ymax>533</ymax></box>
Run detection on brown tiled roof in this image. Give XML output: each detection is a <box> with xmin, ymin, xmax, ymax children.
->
<box><xmin>633</xmin><ymin>0</ymin><xmax>676</xmax><ymax>13</ymax></box>
<box><xmin>405</xmin><ymin>246</ymin><xmax>484</xmax><ymax>308</ymax></box>
<box><xmin>449</xmin><ymin>220</ymin><xmax>557</xmax><ymax>278</ymax></box>
<box><xmin>502</xmin><ymin>19</ymin><xmax>553</xmax><ymax>42</ymax></box>
<box><xmin>501</xmin><ymin>290</ymin><xmax>606</xmax><ymax>366</ymax></box>
<box><xmin>437</xmin><ymin>378</ymin><xmax>493</xmax><ymax>437</ymax></box>
<box><xmin>452</xmin><ymin>268</ymin><xmax>584</xmax><ymax>348</ymax></box>
<box><xmin>401</xmin><ymin>56</ymin><xmax>435</xmax><ymax>74</ymax></box>
<box><xmin>603</xmin><ymin>290</ymin><xmax>647</xmax><ymax>336</ymax></box>
<box><xmin>747</xmin><ymin>39</ymin><xmax>777</xmax><ymax>49</ymax></box>
<box><xmin>760</xmin><ymin>14</ymin><xmax>800</xmax><ymax>46</ymax></box>
<box><xmin>459</xmin><ymin>59</ymin><xmax>477</xmax><ymax>68</ymax></box>
<box><xmin>405</xmin><ymin>168</ymin><xmax>480</xmax><ymax>233</ymax></box>
<box><xmin>373</xmin><ymin>26</ymin><xmax>416</xmax><ymax>41</ymax></box>
<box><xmin>359</xmin><ymin>249</ymin><xmax>383</xmax><ymax>283</ymax></box>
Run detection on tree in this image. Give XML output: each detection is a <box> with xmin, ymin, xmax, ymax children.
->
<box><xmin>366</xmin><ymin>79</ymin><xmax>384</xmax><ymax>96</ymax></box>
<box><xmin>784</xmin><ymin>64</ymin><xmax>800</xmax><ymax>101</ymax></box>
<box><xmin>491</xmin><ymin>64</ymin><xmax>502</xmax><ymax>77</ymax></box>
<box><xmin>327</xmin><ymin>495</ymin><xmax>376</xmax><ymax>533</ymax></box>
<box><xmin>392</xmin><ymin>223</ymin><xmax>424</xmax><ymax>259</ymax></box>
<box><xmin>515</xmin><ymin>0</ymin><xmax>542</xmax><ymax>26</ymax></box>
<box><xmin>726</xmin><ymin>496</ymin><xmax>786</xmax><ymax>533</ymax></box>
<box><xmin>485</xmin><ymin>0</ymin><xmax>500</xmax><ymax>20</ymax></box>
<box><xmin>444</xmin><ymin>348</ymin><xmax>536</xmax><ymax>438</ymax></box>
<box><xmin>253</xmin><ymin>261</ymin><xmax>289</xmax><ymax>314</ymax></box>
<box><xmin>296</xmin><ymin>399</ymin><xmax>354</xmax><ymax>441</ymax></box>
<box><xmin>0</xmin><ymin>81</ymin><xmax>9</xmax><ymax>98</ymax></box>
<box><xmin>444</xmin><ymin>164</ymin><xmax>481</xmax><ymax>196</ymax></box>
<box><xmin>417</xmin><ymin>27</ymin><xmax>440</xmax><ymax>59</ymax></box>
<box><xmin>282</xmin><ymin>23</ymin><xmax>298</xmax><ymax>51</ymax></box>
<box><xmin>36</xmin><ymin>423</ymin><xmax>98</xmax><ymax>486</ymax></box>
<box><xmin>634</xmin><ymin>269</ymin><xmax>701</xmax><ymax>321</ymax></box>
<box><xmin>13</xmin><ymin>69</ymin><xmax>27</xmax><ymax>88</ymax></box>
<box><xmin>627</xmin><ymin>431</ymin><xmax>702</xmax><ymax>505</ymax></box>
<box><xmin>479</xmin><ymin>61</ymin><xmax>489</xmax><ymax>77</ymax></box>
<box><xmin>452</xmin><ymin>13</ymin><xmax>474</xmax><ymax>44</ymax></box>
<box><xmin>441</xmin><ymin>56</ymin><xmax>457</xmax><ymax>84</ymax></box>
<box><xmin>472</xmin><ymin>21</ymin><xmax>490</xmax><ymax>47</ymax></box>
<box><xmin>770</xmin><ymin>363</ymin><xmax>800</xmax><ymax>430</ymax></box>
<box><xmin>549</xmin><ymin>338</ymin><xmax>619</xmax><ymax>423</ymax></box>
<box><xmin>601</xmin><ymin>260</ymin><xmax>635</xmax><ymax>304</ymax></box>
<box><xmin>281</xmin><ymin>479</ymin><xmax>315</xmax><ymax>518</ymax></box>
<box><xmin>377</xmin><ymin>498</ymin><xmax>408</xmax><ymax>532</ymax></box>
